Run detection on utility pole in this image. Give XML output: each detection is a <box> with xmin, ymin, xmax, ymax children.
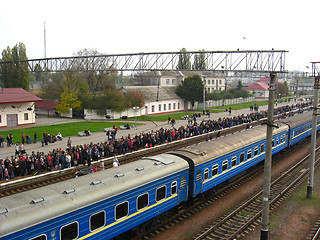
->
<box><xmin>44</xmin><ymin>22</ymin><xmax>46</xmax><ymax>59</ymax></box>
<box><xmin>203</xmin><ymin>76</ymin><xmax>206</xmax><ymax>112</ymax></box>
<box><xmin>307</xmin><ymin>75</ymin><xmax>319</xmax><ymax>198</ymax></box>
<box><xmin>260</xmin><ymin>72</ymin><xmax>277</xmax><ymax>240</ymax></box>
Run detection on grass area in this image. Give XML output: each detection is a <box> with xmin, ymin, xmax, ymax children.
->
<box><xmin>0</xmin><ymin>122</ymin><xmax>132</xmax><ymax>144</ymax></box>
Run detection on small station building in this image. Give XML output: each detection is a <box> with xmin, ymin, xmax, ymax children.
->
<box><xmin>0</xmin><ymin>88</ymin><xmax>42</xmax><ymax>128</ymax></box>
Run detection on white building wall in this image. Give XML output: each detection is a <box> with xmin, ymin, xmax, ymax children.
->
<box><xmin>0</xmin><ymin>103</ymin><xmax>36</xmax><ymax>128</ymax></box>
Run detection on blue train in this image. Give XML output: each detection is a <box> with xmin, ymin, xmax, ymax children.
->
<box><xmin>0</xmin><ymin>111</ymin><xmax>318</xmax><ymax>240</ymax></box>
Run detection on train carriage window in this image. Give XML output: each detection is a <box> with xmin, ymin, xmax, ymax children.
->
<box><xmin>280</xmin><ymin>136</ymin><xmax>283</xmax><ymax>143</ymax></box>
<box><xmin>240</xmin><ymin>153</ymin><xmax>245</xmax><ymax>163</ymax></box>
<box><xmin>231</xmin><ymin>157</ymin><xmax>237</xmax><ymax>167</ymax></box>
<box><xmin>137</xmin><ymin>193</ymin><xmax>149</xmax><ymax>210</ymax></box>
<box><xmin>30</xmin><ymin>235</ymin><xmax>46</xmax><ymax>240</ymax></box>
<box><xmin>254</xmin><ymin>147</ymin><xmax>258</xmax><ymax>156</ymax></box>
<box><xmin>295</xmin><ymin>130</ymin><xmax>297</xmax><ymax>136</ymax></box>
<box><xmin>222</xmin><ymin>160</ymin><xmax>228</xmax><ymax>171</ymax></box>
<box><xmin>276</xmin><ymin>137</ymin><xmax>279</xmax><ymax>145</ymax></box>
<box><xmin>171</xmin><ymin>181</ymin><xmax>177</xmax><ymax>195</ymax></box>
<box><xmin>181</xmin><ymin>176</ymin><xmax>187</xmax><ymax>188</ymax></box>
<box><xmin>196</xmin><ymin>170</ymin><xmax>202</xmax><ymax>181</ymax></box>
<box><xmin>61</xmin><ymin>222</ymin><xmax>78</xmax><ymax>240</ymax></box>
<box><xmin>247</xmin><ymin>150</ymin><xmax>252</xmax><ymax>160</ymax></box>
<box><xmin>156</xmin><ymin>186</ymin><xmax>166</xmax><ymax>202</ymax></box>
<box><xmin>212</xmin><ymin>165</ymin><xmax>218</xmax><ymax>176</ymax></box>
<box><xmin>115</xmin><ymin>202</ymin><xmax>129</xmax><ymax>220</ymax></box>
<box><xmin>272</xmin><ymin>139</ymin><xmax>275</xmax><ymax>147</ymax></box>
<box><xmin>90</xmin><ymin>211</ymin><xmax>105</xmax><ymax>231</ymax></box>
<box><xmin>260</xmin><ymin>144</ymin><xmax>265</xmax><ymax>153</ymax></box>
<box><xmin>204</xmin><ymin>168</ymin><xmax>209</xmax><ymax>180</ymax></box>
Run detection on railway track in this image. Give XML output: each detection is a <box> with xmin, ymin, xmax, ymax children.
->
<box><xmin>193</xmin><ymin>147</ymin><xmax>320</xmax><ymax>240</ymax></box>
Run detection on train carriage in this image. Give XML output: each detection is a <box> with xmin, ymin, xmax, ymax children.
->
<box><xmin>282</xmin><ymin>112</ymin><xmax>320</xmax><ymax>146</ymax></box>
<box><xmin>0</xmin><ymin>154</ymin><xmax>189</xmax><ymax>240</ymax></box>
<box><xmin>170</xmin><ymin>123</ymin><xmax>289</xmax><ymax>198</ymax></box>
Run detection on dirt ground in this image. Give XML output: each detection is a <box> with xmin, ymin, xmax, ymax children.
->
<box><xmin>152</xmin><ymin>144</ymin><xmax>320</xmax><ymax>240</ymax></box>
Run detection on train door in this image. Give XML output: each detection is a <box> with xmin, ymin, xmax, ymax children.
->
<box><xmin>178</xmin><ymin>175</ymin><xmax>188</xmax><ymax>202</ymax></box>
<box><xmin>194</xmin><ymin>168</ymin><xmax>203</xmax><ymax>196</ymax></box>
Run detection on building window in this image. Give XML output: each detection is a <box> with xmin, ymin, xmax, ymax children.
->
<box><xmin>219</xmin><ymin>80</ymin><xmax>222</xmax><ymax>84</ymax></box>
<box><xmin>164</xmin><ymin>104</ymin><xmax>166</xmax><ymax>111</ymax></box>
<box><xmin>166</xmin><ymin>79</ymin><xmax>170</xmax><ymax>85</ymax></box>
<box><xmin>137</xmin><ymin>193</ymin><xmax>149</xmax><ymax>210</ymax></box>
<box><xmin>151</xmin><ymin>105</ymin><xmax>155</xmax><ymax>112</ymax></box>
<box><xmin>24</xmin><ymin>113</ymin><xmax>28</xmax><ymax>120</ymax></box>
<box><xmin>212</xmin><ymin>79</ymin><xmax>215</xmax><ymax>84</ymax></box>
<box><xmin>172</xmin><ymin>79</ymin><xmax>176</xmax><ymax>85</ymax></box>
<box><xmin>207</xmin><ymin>79</ymin><xmax>210</xmax><ymax>85</ymax></box>
<box><xmin>173</xmin><ymin>103</ymin><xmax>176</xmax><ymax>110</ymax></box>
<box><xmin>168</xmin><ymin>103</ymin><xmax>171</xmax><ymax>110</ymax></box>
<box><xmin>90</xmin><ymin>211</ymin><xmax>105</xmax><ymax>231</ymax></box>
<box><xmin>178</xmin><ymin>103</ymin><xmax>180</xmax><ymax>109</ymax></box>
<box><xmin>203</xmin><ymin>79</ymin><xmax>206</xmax><ymax>85</ymax></box>
<box><xmin>61</xmin><ymin>222</ymin><xmax>78</xmax><ymax>240</ymax></box>
<box><xmin>207</xmin><ymin>88</ymin><xmax>210</xmax><ymax>92</ymax></box>
<box><xmin>158</xmin><ymin>104</ymin><xmax>161</xmax><ymax>111</ymax></box>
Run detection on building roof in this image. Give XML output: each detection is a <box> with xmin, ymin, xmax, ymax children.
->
<box><xmin>245</xmin><ymin>82</ymin><xmax>269</xmax><ymax>91</ymax></box>
<box><xmin>35</xmin><ymin>101</ymin><xmax>58</xmax><ymax>110</ymax></box>
<box><xmin>0</xmin><ymin>88</ymin><xmax>42</xmax><ymax>104</ymax></box>
<box><xmin>121</xmin><ymin>86</ymin><xmax>180</xmax><ymax>102</ymax></box>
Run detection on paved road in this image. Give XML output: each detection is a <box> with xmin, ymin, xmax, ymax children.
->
<box><xmin>0</xmin><ymin>101</ymin><xmax>295</xmax><ymax>160</ymax></box>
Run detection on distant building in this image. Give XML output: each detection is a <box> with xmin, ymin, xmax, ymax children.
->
<box><xmin>0</xmin><ymin>88</ymin><xmax>42</xmax><ymax>128</ymax></box>
<box><xmin>245</xmin><ymin>82</ymin><xmax>269</xmax><ymax>99</ymax></box>
<box><xmin>35</xmin><ymin>101</ymin><xmax>59</xmax><ymax>117</ymax></box>
<box><xmin>121</xmin><ymin>86</ymin><xmax>188</xmax><ymax>115</ymax></box>
<box><xmin>132</xmin><ymin>70</ymin><xmax>226</xmax><ymax>92</ymax></box>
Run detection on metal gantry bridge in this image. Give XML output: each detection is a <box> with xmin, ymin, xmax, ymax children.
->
<box><xmin>0</xmin><ymin>50</ymin><xmax>287</xmax><ymax>73</ymax></box>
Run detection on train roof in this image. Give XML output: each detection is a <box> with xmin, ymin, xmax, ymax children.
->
<box><xmin>276</xmin><ymin>111</ymin><xmax>313</xmax><ymax>128</ymax></box>
<box><xmin>0</xmin><ymin>154</ymin><xmax>188</xmax><ymax>237</ymax></box>
<box><xmin>171</xmin><ymin>122</ymin><xmax>288</xmax><ymax>166</ymax></box>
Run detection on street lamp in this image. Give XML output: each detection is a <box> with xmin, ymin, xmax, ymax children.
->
<box><xmin>133</xmin><ymin>106</ymin><xmax>139</xmax><ymax>129</ymax></box>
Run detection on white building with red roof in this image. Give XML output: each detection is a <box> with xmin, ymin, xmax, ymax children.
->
<box><xmin>0</xmin><ymin>88</ymin><xmax>42</xmax><ymax>128</ymax></box>
<box><xmin>244</xmin><ymin>82</ymin><xmax>269</xmax><ymax>98</ymax></box>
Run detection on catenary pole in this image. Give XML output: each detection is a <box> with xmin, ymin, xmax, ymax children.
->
<box><xmin>260</xmin><ymin>72</ymin><xmax>276</xmax><ymax>240</ymax></box>
<box><xmin>307</xmin><ymin>76</ymin><xmax>319</xmax><ymax>198</ymax></box>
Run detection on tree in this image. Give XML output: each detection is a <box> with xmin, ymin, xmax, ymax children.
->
<box><xmin>236</xmin><ymin>80</ymin><xmax>243</xmax><ymax>90</ymax></box>
<box><xmin>1</xmin><ymin>42</ymin><xmax>30</xmax><ymax>90</ymax></box>
<box><xmin>277</xmin><ymin>82</ymin><xmax>288</xmax><ymax>97</ymax></box>
<box><xmin>177</xmin><ymin>48</ymin><xmax>191</xmax><ymax>70</ymax></box>
<box><xmin>56</xmin><ymin>91</ymin><xmax>82</xmax><ymax>113</ymax></box>
<box><xmin>192</xmin><ymin>49</ymin><xmax>206</xmax><ymax>70</ymax></box>
<box><xmin>176</xmin><ymin>74</ymin><xmax>204</xmax><ymax>107</ymax></box>
<box><xmin>73</xmin><ymin>49</ymin><xmax>117</xmax><ymax>92</ymax></box>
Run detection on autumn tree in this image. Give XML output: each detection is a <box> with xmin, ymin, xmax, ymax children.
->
<box><xmin>56</xmin><ymin>90</ymin><xmax>82</xmax><ymax>113</ymax></box>
<box><xmin>176</xmin><ymin>74</ymin><xmax>204</xmax><ymax>107</ymax></box>
<box><xmin>1</xmin><ymin>42</ymin><xmax>30</xmax><ymax>90</ymax></box>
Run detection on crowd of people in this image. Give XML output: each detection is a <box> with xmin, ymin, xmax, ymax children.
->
<box><xmin>0</xmin><ymin>100</ymin><xmax>313</xmax><ymax>182</ymax></box>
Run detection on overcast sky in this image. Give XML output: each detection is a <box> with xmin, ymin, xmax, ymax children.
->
<box><xmin>1</xmin><ymin>0</ymin><xmax>319</xmax><ymax>72</ymax></box>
